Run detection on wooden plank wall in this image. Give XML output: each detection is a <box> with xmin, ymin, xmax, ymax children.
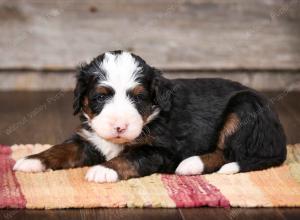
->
<box><xmin>0</xmin><ymin>0</ymin><xmax>299</xmax><ymax>90</ymax></box>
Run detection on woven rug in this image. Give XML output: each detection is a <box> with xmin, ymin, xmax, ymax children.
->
<box><xmin>1</xmin><ymin>144</ymin><xmax>300</xmax><ymax>209</ymax></box>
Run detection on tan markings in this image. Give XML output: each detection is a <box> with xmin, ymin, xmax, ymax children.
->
<box><xmin>132</xmin><ymin>85</ymin><xmax>145</xmax><ymax>96</ymax></box>
<box><xmin>82</xmin><ymin>96</ymin><xmax>94</xmax><ymax>119</ymax></box>
<box><xmin>103</xmin><ymin>157</ymin><xmax>139</xmax><ymax>180</ymax></box>
<box><xmin>201</xmin><ymin>149</ymin><xmax>227</xmax><ymax>173</ymax></box>
<box><xmin>144</xmin><ymin>108</ymin><xmax>160</xmax><ymax>125</ymax></box>
<box><xmin>200</xmin><ymin>113</ymin><xmax>239</xmax><ymax>173</ymax></box>
<box><xmin>217</xmin><ymin>113</ymin><xmax>240</xmax><ymax>149</ymax></box>
<box><xmin>126</xmin><ymin>134</ymin><xmax>154</xmax><ymax>148</ymax></box>
<box><xmin>96</xmin><ymin>86</ymin><xmax>110</xmax><ymax>95</ymax></box>
<box><xmin>83</xmin><ymin>96</ymin><xmax>89</xmax><ymax>106</ymax></box>
<box><xmin>142</xmin><ymin>112</ymin><xmax>151</xmax><ymax>124</ymax></box>
<box><xmin>27</xmin><ymin>143</ymin><xmax>84</xmax><ymax>170</ymax></box>
<box><xmin>107</xmin><ymin>137</ymin><xmax>131</xmax><ymax>145</ymax></box>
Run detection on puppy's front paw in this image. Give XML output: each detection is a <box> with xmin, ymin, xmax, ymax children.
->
<box><xmin>13</xmin><ymin>158</ymin><xmax>46</xmax><ymax>172</ymax></box>
<box><xmin>85</xmin><ymin>165</ymin><xmax>119</xmax><ymax>183</ymax></box>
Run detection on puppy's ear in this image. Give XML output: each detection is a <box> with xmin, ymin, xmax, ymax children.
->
<box><xmin>150</xmin><ymin>68</ymin><xmax>173</xmax><ymax>112</ymax></box>
<box><xmin>73</xmin><ymin>68</ymin><xmax>91</xmax><ymax>115</ymax></box>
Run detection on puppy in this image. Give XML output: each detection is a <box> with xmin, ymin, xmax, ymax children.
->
<box><xmin>14</xmin><ymin>50</ymin><xmax>287</xmax><ymax>183</ymax></box>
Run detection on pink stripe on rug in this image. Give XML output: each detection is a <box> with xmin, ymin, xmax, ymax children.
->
<box><xmin>0</xmin><ymin>145</ymin><xmax>26</xmax><ymax>208</ymax></box>
<box><xmin>161</xmin><ymin>174</ymin><xmax>229</xmax><ymax>208</ymax></box>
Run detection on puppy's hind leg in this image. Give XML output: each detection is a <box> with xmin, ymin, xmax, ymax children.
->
<box><xmin>175</xmin><ymin>151</ymin><xmax>241</xmax><ymax>176</ymax></box>
<box><xmin>175</xmin><ymin>156</ymin><xmax>204</xmax><ymax>175</ymax></box>
<box><xmin>217</xmin><ymin>162</ymin><xmax>240</xmax><ymax>174</ymax></box>
<box><xmin>175</xmin><ymin>149</ymin><xmax>228</xmax><ymax>175</ymax></box>
<box><xmin>176</xmin><ymin>113</ymin><xmax>241</xmax><ymax>176</ymax></box>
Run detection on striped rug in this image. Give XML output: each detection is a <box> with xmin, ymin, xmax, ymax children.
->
<box><xmin>1</xmin><ymin>144</ymin><xmax>300</xmax><ymax>209</ymax></box>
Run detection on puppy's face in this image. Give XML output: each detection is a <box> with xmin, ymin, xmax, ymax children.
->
<box><xmin>74</xmin><ymin>51</ymin><xmax>171</xmax><ymax>144</ymax></box>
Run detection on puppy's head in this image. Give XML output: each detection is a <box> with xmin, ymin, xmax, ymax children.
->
<box><xmin>74</xmin><ymin>51</ymin><xmax>173</xmax><ymax>144</ymax></box>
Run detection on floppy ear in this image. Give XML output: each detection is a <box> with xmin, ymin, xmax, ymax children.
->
<box><xmin>150</xmin><ymin>68</ymin><xmax>173</xmax><ymax>112</ymax></box>
<box><xmin>73</xmin><ymin>68</ymin><xmax>90</xmax><ymax>115</ymax></box>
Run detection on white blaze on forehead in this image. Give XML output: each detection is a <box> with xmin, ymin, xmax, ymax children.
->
<box><xmin>100</xmin><ymin>52</ymin><xmax>141</xmax><ymax>89</ymax></box>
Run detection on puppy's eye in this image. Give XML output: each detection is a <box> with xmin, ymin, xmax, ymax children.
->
<box><xmin>133</xmin><ymin>94</ymin><xmax>146</xmax><ymax>102</ymax></box>
<box><xmin>94</xmin><ymin>93</ymin><xmax>107</xmax><ymax>102</ymax></box>
<box><xmin>94</xmin><ymin>86</ymin><xmax>114</xmax><ymax>102</ymax></box>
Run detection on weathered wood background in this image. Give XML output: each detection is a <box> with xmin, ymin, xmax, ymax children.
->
<box><xmin>0</xmin><ymin>0</ymin><xmax>299</xmax><ymax>90</ymax></box>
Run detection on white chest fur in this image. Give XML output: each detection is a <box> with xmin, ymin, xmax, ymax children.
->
<box><xmin>78</xmin><ymin>129</ymin><xmax>124</xmax><ymax>160</ymax></box>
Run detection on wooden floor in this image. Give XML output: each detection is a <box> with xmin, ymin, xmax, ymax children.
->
<box><xmin>0</xmin><ymin>91</ymin><xmax>300</xmax><ymax>220</ymax></box>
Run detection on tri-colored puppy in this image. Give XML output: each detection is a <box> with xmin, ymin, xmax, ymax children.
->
<box><xmin>13</xmin><ymin>50</ymin><xmax>287</xmax><ymax>183</ymax></box>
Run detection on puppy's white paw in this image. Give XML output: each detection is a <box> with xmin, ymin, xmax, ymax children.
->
<box><xmin>13</xmin><ymin>158</ymin><xmax>45</xmax><ymax>173</ymax></box>
<box><xmin>85</xmin><ymin>165</ymin><xmax>119</xmax><ymax>183</ymax></box>
<box><xmin>217</xmin><ymin>162</ymin><xmax>240</xmax><ymax>174</ymax></box>
<box><xmin>175</xmin><ymin>156</ymin><xmax>204</xmax><ymax>175</ymax></box>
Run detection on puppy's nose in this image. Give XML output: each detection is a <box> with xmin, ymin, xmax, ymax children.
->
<box><xmin>114</xmin><ymin>124</ymin><xmax>128</xmax><ymax>134</ymax></box>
